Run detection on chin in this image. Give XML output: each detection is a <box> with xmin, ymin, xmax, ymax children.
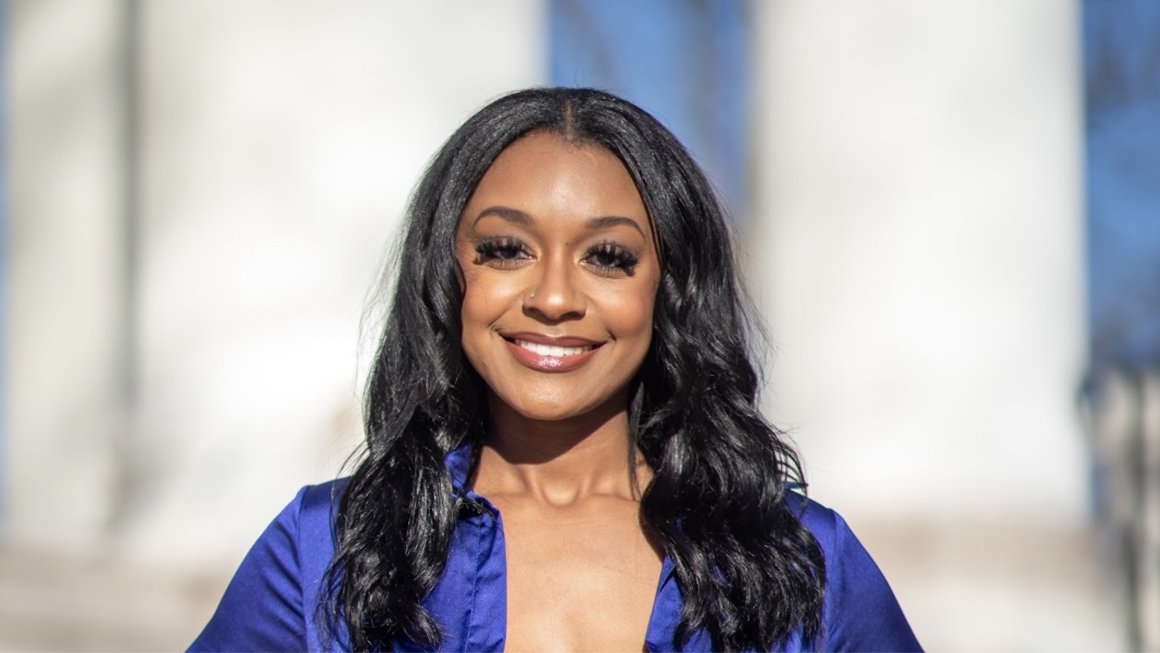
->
<box><xmin>495</xmin><ymin>389</ymin><xmax>611</xmax><ymax>424</ymax></box>
<box><xmin>509</xmin><ymin>401</ymin><xmax>591</xmax><ymax>423</ymax></box>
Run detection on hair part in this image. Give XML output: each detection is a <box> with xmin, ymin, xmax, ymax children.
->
<box><xmin>320</xmin><ymin>87</ymin><xmax>825</xmax><ymax>652</ymax></box>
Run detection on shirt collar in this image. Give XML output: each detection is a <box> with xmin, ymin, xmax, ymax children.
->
<box><xmin>444</xmin><ymin>442</ymin><xmax>502</xmax><ymax>518</ymax></box>
<box><xmin>439</xmin><ymin>442</ymin><xmax>709</xmax><ymax>650</ymax></box>
<box><xmin>444</xmin><ymin>442</ymin><xmax>474</xmax><ymax>493</ymax></box>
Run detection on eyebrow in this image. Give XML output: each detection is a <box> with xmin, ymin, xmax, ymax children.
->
<box><xmin>473</xmin><ymin>206</ymin><xmax>646</xmax><ymax>237</ymax></box>
<box><xmin>584</xmin><ymin>215</ymin><xmax>646</xmax><ymax>237</ymax></box>
<box><xmin>473</xmin><ymin>206</ymin><xmax>532</xmax><ymax>227</ymax></box>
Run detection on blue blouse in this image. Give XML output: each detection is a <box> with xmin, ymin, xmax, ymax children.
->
<box><xmin>190</xmin><ymin>446</ymin><xmax>921</xmax><ymax>652</ymax></box>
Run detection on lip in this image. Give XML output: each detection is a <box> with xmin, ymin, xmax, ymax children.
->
<box><xmin>501</xmin><ymin>332</ymin><xmax>604</xmax><ymax>373</ymax></box>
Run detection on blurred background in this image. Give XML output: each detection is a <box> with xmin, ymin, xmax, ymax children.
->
<box><xmin>3</xmin><ymin>0</ymin><xmax>1158</xmax><ymax>650</ymax></box>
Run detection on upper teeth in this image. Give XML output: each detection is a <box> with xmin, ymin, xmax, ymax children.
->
<box><xmin>515</xmin><ymin>340</ymin><xmax>589</xmax><ymax>357</ymax></box>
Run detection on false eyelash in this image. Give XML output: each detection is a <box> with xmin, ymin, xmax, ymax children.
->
<box><xmin>473</xmin><ymin>237</ymin><xmax>529</xmax><ymax>266</ymax></box>
<box><xmin>585</xmin><ymin>241</ymin><xmax>639</xmax><ymax>276</ymax></box>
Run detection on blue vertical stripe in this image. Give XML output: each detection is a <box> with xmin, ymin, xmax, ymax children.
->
<box><xmin>1083</xmin><ymin>0</ymin><xmax>1160</xmax><ymax>370</ymax></box>
<box><xmin>549</xmin><ymin>0</ymin><xmax>750</xmax><ymax>222</ymax></box>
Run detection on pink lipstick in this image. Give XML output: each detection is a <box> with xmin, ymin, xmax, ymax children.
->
<box><xmin>502</xmin><ymin>333</ymin><xmax>603</xmax><ymax>373</ymax></box>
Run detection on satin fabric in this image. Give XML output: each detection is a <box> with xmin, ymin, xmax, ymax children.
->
<box><xmin>190</xmin><ymin>446</ymin><xmax>921</xmax><ymax>652</ymax></box>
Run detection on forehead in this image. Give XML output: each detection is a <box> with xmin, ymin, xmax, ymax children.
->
<box><xmin>464</xmin><ymin>131</ymin><xmax>649</xmax><ymax>225</ymax></box>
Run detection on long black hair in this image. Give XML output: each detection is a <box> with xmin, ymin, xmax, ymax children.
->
<box><xmin>321</xmin><ymin>87</ymin><xmax>825</xmax><ymax>651</ymax></box>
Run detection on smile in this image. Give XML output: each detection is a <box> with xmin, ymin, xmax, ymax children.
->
<box><xmin>502</xmin><ymin>334</ymin><xmax>603</xmax><ymax>372</ymax></box>
<box><xmin>513</xmin><ymin>339</ymin><xmax>593</xmax><ymax>357</ymax></box>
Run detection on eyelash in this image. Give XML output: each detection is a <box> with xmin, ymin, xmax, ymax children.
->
<box><xmin>584</xmin><ymin>241</ymin><xmax>639</xmax><ymax>276</ymax></box>
<box><xmin>473</xmin><ymin>237</ymin><xmax>529</xmax><ymax>269</ymax></box>
<box><xmin>472</xmin><ymin>238</ymin><xmax>640</xmax><ymax>276</ymax></box>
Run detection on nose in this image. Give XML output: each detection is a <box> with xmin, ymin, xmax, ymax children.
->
<box><xmin>523</xmin><ymin>255</ymin><xmax>586</xmax><ymax>322</ymax></box>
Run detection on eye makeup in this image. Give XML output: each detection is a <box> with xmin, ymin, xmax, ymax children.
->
<box><xmin>473</xmin><ymin>236</ymin><xmax>530</xmax><ymax>268</ymax></box>
<box><xmin>582</xmin><ymin>240</ymin><xmax>640</xmax><ymax>277</ymax></box>
<box><xmin>471</xmin><ymin>234</ymin><xmax>641</xmax><ymax>278</ymax></box>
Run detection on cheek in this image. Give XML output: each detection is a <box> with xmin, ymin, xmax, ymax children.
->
<box><xmin>458</xmin><ymin>281</ymin><xmax>494</xmax><ymax>379</ymax></box>
<box><xmin>600</xmin><ymin>282</ymin><xmax>659</xmax><ymax>342</ymax></box>
<box><xmin>459</xmin><ymin>275</ymin><xmax>494</xmax><ymax>350</ymax></box>
<box><xmin>458</xmin><ymin>269</ymin><xmax>525</xmax><ymax>367</ymax></box>
<box><xmin>460</xmin><ymin>270</ymin><xmax>521</xmax><ymax>320</ymax></box>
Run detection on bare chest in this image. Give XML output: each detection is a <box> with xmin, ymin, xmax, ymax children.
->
<box><xmin>495</xmin><ymin>498</ymin><xmax>663</xmax><ymax>652</ymax></box>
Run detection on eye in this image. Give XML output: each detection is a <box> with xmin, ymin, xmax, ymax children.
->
<box><xmin>583</xmin><ymin>241</ymin><xmax>640</xmax><ymax>277</ymax></box>
<box><xmin>474</xmin><ymin>236</ymin><xmax>532</xmax><ymax>269</ymax></box>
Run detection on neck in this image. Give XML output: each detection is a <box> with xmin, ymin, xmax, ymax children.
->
<box><xmin>475</xmin><ymin>398</ymin><xmax>649</xmax><ymax>505</ymax></box>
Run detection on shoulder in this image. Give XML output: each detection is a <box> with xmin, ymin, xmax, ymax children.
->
<box><xmin>188</xmin><ymin>479</ymin><xmax>348</xmax><ymax>652</ymax></box>
<box><xmin>247</xmin><ymin>478</ymin><xmax>346</xmax><ymax>588</ymax></box>
<box><xmin>297</xmin><ymin>478</ymin><xmax>347</xmax><ymax>543</ymax></box>
<box><xmin>782</xmin><ymin>491</ymin><xmax>841</xmax><ymax>546</ymax></box>
<box><xmin>782</xmin><ymin>492</ymin><xmax>923</xmax><ymax>652</ymax></box>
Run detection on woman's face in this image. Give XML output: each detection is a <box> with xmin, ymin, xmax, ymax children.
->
<box><xmin>455</xmin><ymin>131</ymin><xmax>661</xmax><ymax>424</ymax></box>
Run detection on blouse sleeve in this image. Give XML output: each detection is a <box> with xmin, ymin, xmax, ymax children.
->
<box><xmin>188</xmin><ymin>487</ymin><xmax>309</xmax><ymax>653</ymax></box>
<box><xmin>820</xmin><ymin>509</ymin><xmax>923</xmax><ymax>651</ymax></box>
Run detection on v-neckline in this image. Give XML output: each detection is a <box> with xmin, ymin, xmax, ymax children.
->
<box><xmin>440</xmin><ymin>444</ymin><xmax>707</xmax><ymax>652</ymax></box>
<box><xmin>472</xmin><ymin>491</ymin><xmax>679</xmax><ymax>652</ymax></box>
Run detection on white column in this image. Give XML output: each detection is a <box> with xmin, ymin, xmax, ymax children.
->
<box><xmin>128</xmin><ymin>0</ymin><xmax>546</xmax><ymax>566</ymax></box>
<box><xmin>751</xmin><ymin>0</ymin><xmax>1087</xmax><ymax>526</ymax></box>
<box><xmin>7</xmin><ymin>0</ymin><xmax>129</xmax><ymax>549</ymax></box>
<box><xmin>749</xmin><ymin>4</ymin><xmax>1110</xmax><ymax>647</ymax></box>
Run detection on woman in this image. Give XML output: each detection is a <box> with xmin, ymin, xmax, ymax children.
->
<box><xmin>190</xmin><ymin>88</ymin><xmax>921</xmax><ymax>652</ymax></box>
